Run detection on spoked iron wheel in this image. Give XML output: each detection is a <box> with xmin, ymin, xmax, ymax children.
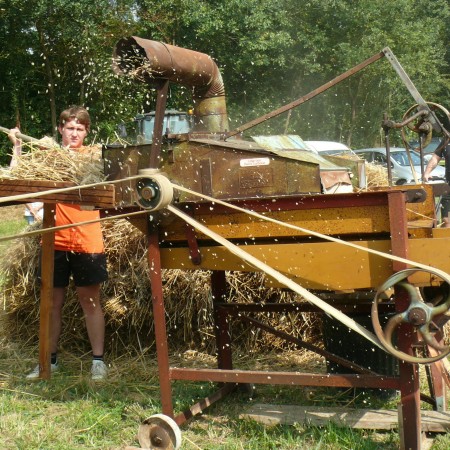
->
<box><xmin>372</xmin><ymin>268</ymin><xmax>450</xmax><ymax>364</ymax></box>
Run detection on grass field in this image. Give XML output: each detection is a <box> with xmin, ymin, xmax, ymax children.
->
<box><xmin>0</xmin><ymin>205</ymin><xmax>26</xmax><ymax>255</ymax></box>
<box><xmin>0</xmin><ymin>209</ymin><xmax>449</xmax><ymax>449</ymax></box>
<box><xmin>0</xmin><ymin>343</ymin><xmax>408</xmax><ymax>450</ymax></box>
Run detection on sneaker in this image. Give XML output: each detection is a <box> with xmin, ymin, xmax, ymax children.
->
<box><xmin>91</xmin><ymin>360</ymin><xmax>107</xmax><ymax>381</ymax></box>
<box><xmin>26</xmin><ymin>362</ymin><xmax>59</xmax><ymax>379</ymax></box>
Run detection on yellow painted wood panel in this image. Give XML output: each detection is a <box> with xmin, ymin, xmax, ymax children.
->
<box><xmin>160</xmin><ymin>238</ymin><xmax>450</xmax><ymax>291</ymax></box>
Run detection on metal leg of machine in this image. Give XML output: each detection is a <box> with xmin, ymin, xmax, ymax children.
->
<box><xmin>388</xmin><ymin>191</ymin><xmax>422</xmax><ymax>449</ymax></box>
<box><xmin>211</xmin><ymin>270</ymin><xmax>233</xmax><ymax>370</ymax></box>
<box><xmin>148</xmin><ymin>227</ymin><xmax>174</xmax><ymax>418</ymax></box>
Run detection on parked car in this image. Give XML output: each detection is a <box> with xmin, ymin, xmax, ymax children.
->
<box><xmin>352</xmin><ymin>147</ymin><xmax>445</xmax><ymax>185</ymax></box>
<box><xmin>408</xmin><ymin>137</ymin><xmax>445</xmax><ymax>163</ymax></box>
<box><xmin>305</xmin><ymin>141</ymin><xmax>352</xmax><ymax>155</ymax></box>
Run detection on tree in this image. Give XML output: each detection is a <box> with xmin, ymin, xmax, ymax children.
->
<box><xmin>276</xmin><ymin>0</ymin><xmax>450</xmax><ymax>147</ymax></box>
<box><xmin>0</xmin><ymin>0</ymin><xmax>147</xmax><ymax>163</ymax></box>
<box><xmin>1</xmin><ymin>0</ymin><xmax>449</xmax><ymax>165</ymax></box>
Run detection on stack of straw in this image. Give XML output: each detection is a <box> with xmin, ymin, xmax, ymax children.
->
<box><xmin>1</xmin><ymin>144</ymin><xmax>105</xmax><ymax>185</ymax></box>
<box><xmin>0</xmin><ymin>147</ymin><xmax>318</xmax><ymax>356</ymax></box>
<box><xmin>1</xmin><ymin>219</ymin><xmax>319</xmax><ymax>356</ymax></box>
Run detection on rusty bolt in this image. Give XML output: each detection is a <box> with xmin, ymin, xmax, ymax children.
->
<box><xmin>407</xmin><ymin>307</ymin><xmax>427</xmax><ymax>326</ymax></box>
<box><xmin>141</xmin><ymin>186</ymin><xmax>156</xmax><ymax>200</ymax></box>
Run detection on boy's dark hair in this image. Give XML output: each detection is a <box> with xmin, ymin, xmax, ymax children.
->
<box><xmin>59</xmin><ymin>106</ymin><xmax>91</xmax><ymax>131</ymax></box>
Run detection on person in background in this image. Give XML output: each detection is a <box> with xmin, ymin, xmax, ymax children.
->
<box><xmin>8</xmin><ymin>130</ymin><xmax>44</xmax><ymax>225</ymax></box>
<box><xmin>9</xmin><ymin>106</ymin><xmax>108</xmax><ymax>380</ymax></box>
<box><xmin>24</xmin><ymin>202</ymin><xmax>44</xmax><ymax>224</ymax></box>
<box><xmin>423</xmin><ymin>138</ymin><xmax>450</xmax><ymax>227</ymax></box>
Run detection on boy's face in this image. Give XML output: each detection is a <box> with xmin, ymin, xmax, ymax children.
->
<box><xmin>58</xmin><ymin>119</ymin><xmax>88</xmax><ymax>148</ymax></box>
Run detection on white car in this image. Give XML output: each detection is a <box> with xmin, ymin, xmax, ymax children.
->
<box><xmin>305</xmin><ymin>141</ymin><xmax>352</xmax><ymax>155</ymax></box>
<box><xmin>352</xmin><ymin>147</ymin><xmax>445</xmax><ymax>185</ymax></box>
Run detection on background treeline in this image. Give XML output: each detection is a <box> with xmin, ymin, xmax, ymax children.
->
<box><xmin>1</xmin><ymin>0</ymin><xmax>449</xmax><ymax>164</ymax></box>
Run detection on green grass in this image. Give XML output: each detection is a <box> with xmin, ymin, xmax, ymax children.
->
<box><xmin>0</xmin><ymin>218</ymin><xmax>25</xmax><ymax>236</ymax></box>
<box><xmin>3</xmin><ymin>344</ymin><xmax>449</xmax><ymax>449</ymax></box>
<box><xmin>0</xmin><ymin>216</ymin><xmax>449</xmax><ymax>449</ymax></box>
<box><xmin>0</xmin><ymin>217</ymin><xmax>27</xmax><ymax>256</ymax></box>
<box><xmin>0</xmin><ymin>351</ymin><xmax>405</xmax><ymax>450</ymax></box>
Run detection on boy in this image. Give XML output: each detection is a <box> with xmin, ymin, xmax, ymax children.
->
<box><xmin>10</xmin><ymin>106</ymin><xmax>108</xmax><ymax>380</ymax></box>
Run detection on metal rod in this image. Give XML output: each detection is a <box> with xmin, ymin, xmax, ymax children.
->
<box><xmin>234</xmin><ymin>313</ymin><xmax>377</xmax><ymax>375</ymax></box>
<box><xmin>149</xmin><ymin>80</ymin><xmax>169</xmax><ymax>168</ymax></box>
<box><xmin>211</xmin><ymin>271</ymin><xmax>233</xmax><ymax>370</ymax></box>
<box><xmin>225</xmin><ymin>51</ymin><xmax>385</xmax><ymax>139</ymax></box>
<box><xmin>174</xmin><ymin>384</ymin><xmax>236</xmax><ymax>426</ymax></box>
<box><xmin>169</xmin><ymin>368</ymin><xmax>401</xmax><ymax>389</ymax></box>
<box><xmin>383</xmin><ymin>114</ymin><xmax>394</xmax><ymax>186</ymax></box>
<box><xmin>383</xmin><ymin>48</ymin><xmax>450</xmax><ymax>139</ymax></box>
<box><xmin>148</xmin><ymin>226</ymin><xmax>174</xmax><ymax>417</ymax></box>
<box><xmin>388</xmin><ymin>191</ymin><xmax>422</xmax><ymax>450</ymax></box>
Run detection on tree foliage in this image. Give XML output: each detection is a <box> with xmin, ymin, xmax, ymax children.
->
<box><xmin>1</xmin><ymin>0</ymin><xmax>449</xmax><ymax>164</ymax></box>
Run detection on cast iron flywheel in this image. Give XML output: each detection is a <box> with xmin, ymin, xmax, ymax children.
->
<box><xmin>372</xmin><ymin>268</ymin><xmax>450</xmax><ymax>364</ymax></box>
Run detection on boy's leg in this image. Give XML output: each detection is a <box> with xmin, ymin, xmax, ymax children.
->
<box><xmin>76</xmin><ymin>284</ymin><xmax>105</xmax><ymax>356</ymax></box>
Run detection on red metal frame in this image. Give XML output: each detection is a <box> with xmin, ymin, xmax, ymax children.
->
<box><xmin>145</xmin><ymin>189</ymin><xmax>445</xmax><ymax>448</ymax></box>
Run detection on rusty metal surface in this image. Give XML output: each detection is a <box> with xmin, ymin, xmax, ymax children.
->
<box><xmin>148</xmin><ymin>80</ymin><xmax>169</xmax><ymax>169</ymax></box>
<box><xmin>148</xmin><ymin>229</ymin><xmax>174</xmax><ymax>417</ymax></box>
<box><xmin>113</xmin><ymin>36</ymin><xmax>228</xmax><ymax>133</ymax></box>
<box><xmin>104</xmin><ymin>141</ymin><xmax>323</xmax><ymax>205</ymax></box>
<box><xmin>169</xmin><ymin>368</ymin><xmax>401</xmax><ymax>389</ymax></box>
<box><xmin>386</xmin><ymin>193</ymin><xmax>422</xmax><ymax>450</ymax></box>
<box><xmin>168</xmin><ymin>141</ymin><xmax>322</xmax><ymax>200</ymax></box>
<box><xmin>159</xmin><ymin>190</ymin><xmax>411</xmax><ymax>242</ymax></box>
<box><xmin>110</xmin><ymin>38</ymin><xmax>450</xmax><ymax>443</ymax></box>
<box><xmin>186</xmin><ymin>135</ymin><xmax>353</xmax><ymax>178</ymax></box>
<box><xmin>153</xmin><ymin>186</ymin><xmax>444</xmax><ymax>291</ymax></box>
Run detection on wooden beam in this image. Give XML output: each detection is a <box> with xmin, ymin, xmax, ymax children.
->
<box><xmin>240</xmin><ymin>404</ymin><xmax>450</xmax><ymax>432</ymax></box>
<box><xmin>0</xmin><ymin>180</ymin><xmax>115</xmax><ymax>208</ymax></box>
<box><xmin>38</xmin><ymin>203</ymin><xmax>55</xmax><ymax>379</ymax></box>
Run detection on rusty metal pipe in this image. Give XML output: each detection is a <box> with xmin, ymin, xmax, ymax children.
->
<box><xmin>113</xmin><ymin>36</ymin><xmax>229</xmax><ymax>133</ymax></box>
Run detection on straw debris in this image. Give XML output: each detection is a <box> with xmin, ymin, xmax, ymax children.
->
<box><xmin>328</xmin><ymin>153</ymin><xmax>389</xmax><ymax>189</ymax></box>
<box><xmin>0</xmin><ymin>142</ymin><xmax>319</xmax><ymax>357</ymax></box>
<box><xmin>0</xmin><ymin>218</ymin><xmax>318</xmax><ymax>357</ymax></box>
<box><xmin>363</xmin><ymin>162</ymin><xmax>389</xmax><ymax>188</ymax></box>
<box><xmin>0</xmin><ymin>144</ymin><xmax>105</xmax><ymax>185</ymax></box>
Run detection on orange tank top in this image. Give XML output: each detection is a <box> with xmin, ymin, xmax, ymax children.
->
<box><xmin>54</xmin><ymin>203</ymin><xmax>104</xmax><ymax>253</ymax></box>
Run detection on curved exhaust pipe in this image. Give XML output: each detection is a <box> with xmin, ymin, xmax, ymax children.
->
<box><xmin>113</xmin><ymin>36</ymin><xmax>228</xmax><ymax>133</ymax></box>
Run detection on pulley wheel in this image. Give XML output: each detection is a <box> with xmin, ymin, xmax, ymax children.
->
<box><xmin>135</xmin><ymin>170</ymin><xmax>173</xmax><ymax>210</ymax></box>
<box><xmin>401</xmin><ymin>102</ymin><xmax>450</xmax><ymax>151</ymax></box>
<box><xmin>137</xmin><ymin>414</ymin><xmax>182</xmax><ymax>450</ymax></box>
<box><xmin>372</xmin><ymin>268</ymin><xmax>450</xmax><ymax>364</ymax></box>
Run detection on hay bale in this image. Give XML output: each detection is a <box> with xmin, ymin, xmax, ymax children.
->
<box><xmin>0</xmin><ymin>145</ymin><xmax>320</xmax><ymax>357</ymax></box>
<box><xmin>0</xmin><ymin>218</ymin><xmax>319</xmax><ymax>357</ymax></box>
<box><xmin>0</xmin><ymin>145</ymin><xmax>105</xmax><ymax>185</ymax></box>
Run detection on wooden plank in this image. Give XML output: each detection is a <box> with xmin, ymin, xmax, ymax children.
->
<box><xmin>38</xmin><ymin>204</ymin><xmax>55</xmax><ymax>380</ymax></box>
<box><xmin>240</xmin><ymin>404</ymin><xmax>450</xmax><ymax>432</ymax></box>
<box><xmin>0</xmin><ymin>179</ymin><xmax>115</xmax><ymax>208</ymax></box>
<box><xmin>407</xmin><ymin>219</ymin><xmax>434</xmax><ymax>229</ymax></box>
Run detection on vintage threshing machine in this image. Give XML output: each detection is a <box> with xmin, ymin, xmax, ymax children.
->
<box><xmin>108</xmin><ymin>37</ymin><xmax>450</xmax><ymax>450</ymax></box>
<box><xmin>2</xmin><ymin>36</ymin><xmax>450</xmax><ymax>450</ymax></box>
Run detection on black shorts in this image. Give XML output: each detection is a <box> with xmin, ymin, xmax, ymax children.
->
<box><xmin>441</xmin><ymin>193</ymin><xmax>450</xmax><ymax>221</ymax></box>
<box><xmin>40</xmin><ymin>250</ymin><xmax>108</xmax><ymax>288</ymax></box>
